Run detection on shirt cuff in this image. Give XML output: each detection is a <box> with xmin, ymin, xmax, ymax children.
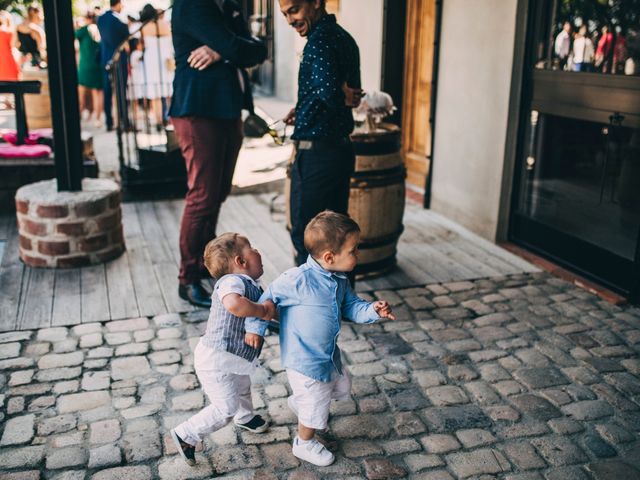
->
<box><xmin>244</xmin><ymin>317</ymin><xmax>268</xmax><ymax>336</ymax></box>
<box><xmin>365</xmin><ymin>303</ymin><xmax>380</xmax><ymax>323</ymax></box>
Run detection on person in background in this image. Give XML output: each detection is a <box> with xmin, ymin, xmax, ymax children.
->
<box><xmin>139</xmin><ymin>4</ymin><xmax>174</xmax><ymax>129</ymax></box>
<box><xmin>97</xmin><ymin>0</ymin><xmax>130</xmax><ymax>131</ymax></box>
<box><xmin>16</xmin><ymin>4</ymin><xmax>46</xmax><ymax>68</ymax></box>
<box><xmin>0</xmin><ymin>10</ymin><xmax>20</xmax><ymax>81</ymax></box>
<box><xmin>572</xmin><ymin>24</ymin><xmax>594</xmax><ymax>72</ymax></box>
<box><xmin>595</xmin><ymin>24</ymin><xmax>614</xmax><ymax>73</ymax></box>
<box><xmin>279</xmin><ymin>0</ymin><xmax>363</xmax><ymax>267</ymax></box>
<box><xmin>612</xmin><ymin>27</ymin><xmax>628</xmax><ymax>74</ymax></box>
<box><xmin>0</xmin><ymin>10</ymin><xmax>20</xmax><ymax>109</ymax></box>
<box><xmin>170</xmin><ymin>0</ymin><xmax>267</xmax><ymax>308</ymax></box>
<box><xmin>75</xmin><ymin>11</ymin><xmax>104</xmax><ymax>127</ymax></box>
<box><xmin>554</xmin><ymin>21</ymin><xmax>571</xmax><ymax>69</ymax></box>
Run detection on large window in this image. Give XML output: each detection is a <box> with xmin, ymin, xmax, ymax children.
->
<box><xmin>510</xmin><ymin>0</ymin><xmax>640</xmax><ymax>298</ymax></box>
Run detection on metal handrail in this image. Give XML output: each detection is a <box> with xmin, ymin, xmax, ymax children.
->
<box><xmin>106</xmin><ymin>6</ymin><xmax>172</xmax><ymax>72</ymax></box>
<box><xmin>103</xmin><ymin>5</ymin><xmax>186</xmax><ymax>192</ymax></box>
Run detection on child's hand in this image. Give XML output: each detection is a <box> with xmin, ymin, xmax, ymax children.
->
<box><xmin>374</xmin><ymin>300</ymin><xmax>395</xmax><ymax>320</ymax></box>
<box><xmin>261</xmin><ymin>300</ymin><xmax>276</xmax><ymax>320</ymax></box>
<box><xmin>245</xmin><ymin>333</ymin><xmax>264</xmax><ymax>349</ymax></box>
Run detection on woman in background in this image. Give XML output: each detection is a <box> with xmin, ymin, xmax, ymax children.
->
<box><xmin>0</xmin><ymin>11</ymin><xmax>20</xmax><ymax>81</ymax></box>
<box><xmin>572</xmin><ymin>25</ymin><xmax>594</xmax><ymax>72</ymax></box>
<box><xmin>75</xmin><ymin>11</ymin><xmax>103</xmax><ymax>126</ymax></box>
<box><xmin>139</xmin><ymin>4</ymin><xmax>174</xmax><ymax>129</ymax></box>
<box><xmin>0</xmin><ymin>10</ymin><xmax>20</xmax><ymax>109</ymax></box>
<box><xmin>16</xmin><ymin>5</ymin><xmax>46</xmax><ymax>68</ymax></box>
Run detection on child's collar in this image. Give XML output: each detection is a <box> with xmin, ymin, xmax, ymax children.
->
<box><xmin>306</xmin><ymin>255</ymin><xmax>348</xmax><ymax>279</ymax></box>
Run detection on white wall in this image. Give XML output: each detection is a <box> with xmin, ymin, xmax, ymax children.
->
<box><xmin>338</xmin><ymin>0</ymin><xmax>384</xmax><ymax>92</ymax></box>
<box><xmin>430</xmin><ymin>0</ymin><xmax>518</xmax><ymax>241</ymax></box>
<box><xmin>274</xmin><ymin>0</ymin><xmax>385</xmax><ymax>102</ymax></box>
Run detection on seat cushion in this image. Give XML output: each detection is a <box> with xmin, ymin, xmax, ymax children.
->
<box><xmin>0</xmin><ymin>144</ymin><xmax>52</xmax><ymax>158</ymax></box>
<box><xmin>1</xmin><ymin>128</ymin><xmax>53</xmax><ymax>145</ymax></box>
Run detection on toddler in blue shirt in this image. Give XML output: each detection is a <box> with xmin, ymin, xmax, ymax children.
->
<box><xmin>246</xmin><ymin>211</ymin><xmax>394</xmax><ymax>466</ymax></box>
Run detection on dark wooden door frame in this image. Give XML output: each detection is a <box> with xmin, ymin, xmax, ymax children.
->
<box><xmin>381</xmin><ymin>0</ymin><xmax>443</xmax><ymax>209</ymax></box>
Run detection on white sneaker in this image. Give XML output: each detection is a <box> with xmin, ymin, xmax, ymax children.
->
<box><xmin>291</xmin><ymin>436</ymin><xmax>335</xmax><ymax>466</ymax></box>
<box><xmin>287</xmin><ymin>396</ymin><xmax>299</xmax><ymax>417</ymax></box>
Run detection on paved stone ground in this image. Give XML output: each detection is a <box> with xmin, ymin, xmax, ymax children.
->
<box><xmin>1</xmin><ymin>272</ymin><xmax>640</xmax><ymax>479</ymax></box>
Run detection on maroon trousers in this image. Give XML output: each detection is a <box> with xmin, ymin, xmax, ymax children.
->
<box><xmin>172</xmin><ymin>116</ymin><xmax>243</xmax><ymax>284</ymax></box>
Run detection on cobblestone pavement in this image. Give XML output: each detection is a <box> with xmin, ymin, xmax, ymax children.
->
<box><xmin>1</xmin><ymin>272</ymin><xmax>640</xmax><ymax>479</ymax></box>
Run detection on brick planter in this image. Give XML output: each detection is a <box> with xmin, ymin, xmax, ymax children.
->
<box><xmin>15</xmin><ymin>178</ymin><xmax>125</xmax><ymax>268</ymax></box>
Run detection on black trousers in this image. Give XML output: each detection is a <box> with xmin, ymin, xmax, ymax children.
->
<box><xmin>289</xmin><ymin>141</ymin><xmax>355</xmax><ymax>266</ymax></box>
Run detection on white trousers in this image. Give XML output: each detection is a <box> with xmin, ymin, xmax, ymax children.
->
<box><xmin>174</xmin><ymin>369</ymin><xmax>255</xmax><ymax>446</ymax></box>
<box><xmin>287</xmin><ymin>368</ymin><xmax>351</xmax><ymax>430</ymax></box>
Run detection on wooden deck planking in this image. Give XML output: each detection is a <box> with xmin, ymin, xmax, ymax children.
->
<box><xmin>405</xmin><ymin>207</ymin><xmax>523</xmax><ymax>276</ymax></box>
<box><xmin>232</xmin><ymin>195</ymin><xmax>294</xmax><ymax>275</ymax></box>
<box><xmin>18</xmin><ymin>267</ymin><xmax>55</xmax><ymax>329</ymax></box>
<box><xmin>105</xmin><ymin>252</ymin><xmax>140</xmax><ymax>320</ymax></box>
<box><xmin>397</xmin><ymin>224</ymin><xmax>477</xmax><ymax>282</ymax></box>
<box><xmin>218</xmin><ymin>196</ymin><xmax>283</xmax><ymax>286</ymax></box>
<box><xmin>120</xmin><ymin>203</ymin><xmax>167</xmax><ymax>317</ymax></box>
<box><xmin>427</xmin><ymin>209</ymin><xmax>539</xmax><ymax>273</ymax></box>
<box><xmin>0</xmin><ymin>195</ymin><xmax>538</xmax><ymax>331</ymax></box>
<box><xmin>0</xmin><ymin>219</ymin><xmax>25</xmax><ymax>332</ymax></box>
<box><xmin>81</xmin><ymin>265</ymin><xmax>111</xmax><ymax>324</ymax></box>
<box><xmin>51</xmin><ymin>269</ymin><xmax>82</xmax><ymax>326</ymax></box>
<box><xmin>135</xmin><ymin>202</ymin><xmax>191</xmax><ymax>314</ymax></box>
<box><xmin>153</xmin><ymin>201</ymin><xmax>181</xmax><ymax>266</ymax></box>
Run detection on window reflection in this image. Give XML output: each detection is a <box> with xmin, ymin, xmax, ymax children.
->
<box><xmin>517</xmin><ymin>112</ymin><xmax>640</xmax><ymax>260</ymax></box>
<box><xmin>536</xmin><ymin>0</ymin><xmax>639</xmax><ymax>76</ymax></box>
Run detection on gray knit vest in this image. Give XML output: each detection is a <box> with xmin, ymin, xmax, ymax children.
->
<box><xmin>200</xmin><ymin>275</ymin><xmax>263</xmax><ymax>362</ymax></box>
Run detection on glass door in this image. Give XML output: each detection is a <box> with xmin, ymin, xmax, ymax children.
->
<box><xmin>511</xmin><ymin>0</ymin><xmax>640</xmax><ymax>299</ymax></box>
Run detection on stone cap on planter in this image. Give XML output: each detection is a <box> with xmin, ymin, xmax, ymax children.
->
<box><xmin>15</xmin><ymin>178</ymin><xmax>125</xmax><ymax>268</ymax></box>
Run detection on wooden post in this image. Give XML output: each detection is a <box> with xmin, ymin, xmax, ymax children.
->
<box><xmin>42</xmin><ymin>0</ymin><xmax>83</xmax><ymax>192</ymax></box>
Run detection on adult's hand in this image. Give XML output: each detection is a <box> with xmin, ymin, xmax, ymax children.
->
<box><xmin>284</xmin><ymin>108</ymin><xmax>296</xmax><ymax>126</ymax></box>
<box><xmin>342</xmin><ymin>82</ymin><xmax>364</xmax><ymax>108</ymax></box>
<box><xmin>188</xmin><ymin>45</ymin><xmax>222</xmax><ymax>70</ymax></box>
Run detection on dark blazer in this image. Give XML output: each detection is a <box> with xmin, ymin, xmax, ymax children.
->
<box><xmin>96</xmin><ymin>10</ymin><xmax>129</xmax><ymax>67</ymax></box>
<box><xmin>170</xmin><ymin>0</ymin><xmax>267</xmax><ymax>120</ymax></box>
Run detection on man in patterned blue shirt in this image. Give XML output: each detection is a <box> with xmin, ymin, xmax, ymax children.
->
<box><xmin>280</xmin><ymin>0</ymin><xmax>363</xmax><ymax>265</ymax></box>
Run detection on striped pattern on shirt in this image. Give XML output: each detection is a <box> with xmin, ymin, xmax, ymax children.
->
<box><xmin>200</xmin><ymin>275</ymin><xmax>263</xmax><ymax>362</ymax></box>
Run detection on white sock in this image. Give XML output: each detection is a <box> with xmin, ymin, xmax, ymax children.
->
<box><xmin>295</xmin><ymin>436</ymin><xmax>312</xmax><ymax>445</ymax></box>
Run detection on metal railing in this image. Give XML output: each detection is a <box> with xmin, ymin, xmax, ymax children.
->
<box><xmin>106</xmin><ymin>6</ymin><xmax>185</xmax><ymax>191</ymax></box>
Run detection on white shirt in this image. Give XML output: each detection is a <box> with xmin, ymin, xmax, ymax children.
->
<box><xmin>572</xmin><ymin>36</ymin><xmax>594</xmax><ymax>63</ymax></box>
<box><xmin>555</xmin><ymin>30</ymin><xmax>570</xmax><ymax>59</ymax></box>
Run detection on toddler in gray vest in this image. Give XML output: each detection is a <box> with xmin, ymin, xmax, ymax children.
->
<box><xmin>171</xmin><ymin>233</ymin><xmax>276</xmax><ymax>466</ymax></box>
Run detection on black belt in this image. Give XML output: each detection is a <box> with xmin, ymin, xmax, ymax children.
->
<box><xmin>294</xmin><ymin>137</ymin><xmax>351</xmax><ymax>150</ymax></box>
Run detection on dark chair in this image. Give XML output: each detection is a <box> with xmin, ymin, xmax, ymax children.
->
<box><xmin>0</xmin><ymin>80</ymin><xmax>98</xmax><ymax>213</ymax></box>
<box><xmin>0</xmin><ymin>80</ymin><xmax>42</xmax><ymax>145</ymax></box>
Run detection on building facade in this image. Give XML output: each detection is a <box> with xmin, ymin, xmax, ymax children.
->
<box><xmin>263</xmin><ymin>0</ymin><xmax>640</xmax><ymax>301</ymax></box>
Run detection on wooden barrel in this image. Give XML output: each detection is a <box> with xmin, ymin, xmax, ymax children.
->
<box><xmin>285</xmin><ymin>124</ymin><xmax>405</xmax><ymax>279</ymax></box>
<box><xmin>349</xmin><ymin>123</ymin><xmax>405</xmax><ymax>279</ymax></box>
<box><xmin>22</xmin><ymin>69</ymin><xmax>52</xmax><ymax>130</ymax></box>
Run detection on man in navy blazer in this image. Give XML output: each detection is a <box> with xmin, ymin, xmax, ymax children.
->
<box><xmin>171</xmin><ymin>0</ymin><xmax>267</xmax><ymax>308</ymax></box>
<box><xmin>97</xmin><ymin>0</ymin><xmax>130</xmax><ymax>131</ymax></box>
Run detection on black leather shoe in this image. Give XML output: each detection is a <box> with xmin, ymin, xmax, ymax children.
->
<box><xmin>178</xmin><ymin>282</ymin><xmax>212</xmax><ymax>309</ymax></box>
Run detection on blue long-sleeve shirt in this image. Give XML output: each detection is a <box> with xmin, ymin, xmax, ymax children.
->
<box><xmin>245</xmin><ymin>256</ymin><xmax>379</xmax><ymax>382</ymax></box>
<box><xmin>291</xmin><ymin>14</ymin><xmax>361</xmax><ymax>141</ymax></box>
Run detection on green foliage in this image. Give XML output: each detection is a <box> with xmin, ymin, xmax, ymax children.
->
<box><xmin>0</xmin><ymin>0</ymin><xmax>98</xmax><ymax>16</ymax></box>
<box><xmin>0</xmin><ymin>0</ymin><xmax>31</xmax><ymax>14</ymax></box>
